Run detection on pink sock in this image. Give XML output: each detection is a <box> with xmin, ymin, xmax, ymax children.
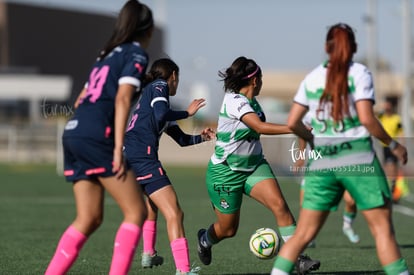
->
<box><xmin>142</xmin><ymin>220</ymin><xmax>157</xmax><ymax>254</ymax></box>
<box><xmin>45</xmin><ymin>225</ymin><xmax>87</xmax><ymax>275</ymax></box>
<box><xmin>109</xmin><ymin>223</ymin><xmax>141</xmax><ymax>275</ymax></box>
<box><xmin>171</xmin><ymin>237</ymin><xmax>190</xmax><ymax>273</ymax></box>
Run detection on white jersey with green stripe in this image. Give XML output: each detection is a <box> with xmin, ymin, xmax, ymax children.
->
<box><xmin>294</xmin><ymin>61</ymin><xmax>376</xmax><ymax>170</ymax></box>
<box><xmin>211</xmin><ymin>92</ymin><xmax>264</xmax><ymax>172</ymax></box>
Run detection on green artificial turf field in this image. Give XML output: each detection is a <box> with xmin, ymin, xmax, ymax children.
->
<box><xmin>0</xmin><ymin>164</ymin><xmax>413</xmax><ymax>274</ymax></box>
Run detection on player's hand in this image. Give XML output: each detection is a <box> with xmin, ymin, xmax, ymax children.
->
<box><xmin>392</xmin><ymin>143</ymin><xmax>408</xmax><ymax>165</ymax></box>
<box><xmin>187</xmin><ymin>98</ymin><xmax>206</xmax><ymax>116</ymax></box>
<box><xmin>305</xmin><ymin>126</ymin><xmax>314</xmax><ymax>149</ymax></box>
<box><xmin>112</xmin><ymin>148</ymin><xmax>127</xmax><ymax>180</ymax></box>
<box><xmin>201</xmin><ymin>127</ymin><xmax>216</xmax><ymax>141</ymax></box>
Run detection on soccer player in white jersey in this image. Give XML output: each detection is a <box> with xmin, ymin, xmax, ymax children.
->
<box><xmin>271</xmin><ymin>23</ymin><xmax>409</xmax><ymax>275</ymax></box>
<box><xmin>296</xmin><ymin>113</ymin><xmax>360</xmax><ymax>244</ymax></box>
<box><xmin>197</xmin><ymin>56</ymin><xmax>320</xmax><ymax>275</ymax></box>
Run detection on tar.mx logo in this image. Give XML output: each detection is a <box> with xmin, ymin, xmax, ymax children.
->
<box><xmin>41</xmin><ymin>98</ymin><xmax>74</xmax><ymax>119</ymax></box>
<box><xmin>288</xmin><ymin>140</ymin><xmax>322</xmax><ymax>163</ymax></box>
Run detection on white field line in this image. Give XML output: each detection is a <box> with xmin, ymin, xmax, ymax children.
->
<box><xmin>393</xmin><ymin>204</ymin><xmax>414</xmax><ymax>218</ymax></box>
<box><xmin>401</xmin><ymin>194</ymin><xmax>414</xmax><ymax>203</ymax></box>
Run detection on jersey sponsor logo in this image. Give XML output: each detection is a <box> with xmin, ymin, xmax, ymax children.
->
<box><xmin>317</xmin><ymin>142</ymin><xmax>352</xmax><ymax>156</ymax></box>
<box><xmin>132</xmin><ymin>53</ymin><xmax>147</xmax><ymax>64</ymax></box>
<box><xmin>65</xmin><ymin>120</ymin><xmax>78</xmax><ymax>130</ymax></box>
<box><xmin>134</xmin><ymin>63</ymin><xmax>144</xmax><ymax>73</ymax></box>
<box><xmin>237</xmin><ymin>102</ymin><xmax>248</xmax><ymax>112</ymax></box>
<box><xmin>213</xmin><ymin>183</ymin><xmax>232</xmax><ymax>195</ymax></box>
<box><xmin>220</xmin><ymin>198</ymin><xmax>230</xmax><ymax>209</ymax></box>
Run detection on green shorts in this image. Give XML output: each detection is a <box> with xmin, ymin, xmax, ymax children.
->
<box><xmin>302</xmin><ymin>156</ymin><xmax>390</xmax><ymax>211</ymax></box>
<box><xmin>206</xmin><ymin>159</ymin><xmax>275</xmax><ymax>214</ymax></box>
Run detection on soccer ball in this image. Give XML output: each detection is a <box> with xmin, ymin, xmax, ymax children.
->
<box><xmin>249</xmin><ymin>227</ymin><xmax>280</xmax><ymax>259</ymax></box>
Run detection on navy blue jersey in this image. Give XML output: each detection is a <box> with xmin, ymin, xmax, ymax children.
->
<box><xmin>124</xmin><ymin>79</ymin><xmax>190</xmax><ymax>162</ymax></box>
<box><xmin>63</xmin><ymin>42</ymin><xmax>149</xmax><ymax>141</ymax></box>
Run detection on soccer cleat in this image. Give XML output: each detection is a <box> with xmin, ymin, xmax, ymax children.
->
<box><xmin>197</xmin><ymin>228</ymin><xmax>212</xmax><ymax>265</ymax></box>
<box><xmin>343</xmin><ymin>227</ymin><xmax>360</xmax><ymax>243</ymax></box>
<box><xmin>175</xmin><ymin>266</ymin><xmax>201</xmax><ymax>275</ymax></box>
<box><xmin>175</xmin><ymin>270</ymin><xmax>199</xmax><ymax>275</ymax></box>
<box><xmin>141</xmin><ymin>252</ymin><xmax>164</xmax><ymax>268</ymax></box>
<box><xmin>295</xmin><ymin>254</ymin><xmax>320</xmax><ymax>275</ymax></box>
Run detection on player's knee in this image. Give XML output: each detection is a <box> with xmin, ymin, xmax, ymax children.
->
<box><xmin>124</xmin><ymin>208</ymin><xmax>147</xmax><ymax>225</ymax></box>
<box><xmin>164</xmin><ymin>208</ymin><xmax>184</xmax><ymax>223</ymax></box>
<box><xmin>75</xmin><ymin>215</ymin><xmax>103</xmax><ymax>234</ymax></box>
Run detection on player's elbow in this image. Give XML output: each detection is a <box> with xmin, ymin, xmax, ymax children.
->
<box><xmin>251</xmin><ymin>125</ymin><xmax>266</xmax><ymax>134</ymax></box>
<box><xmin>286</xmin><ymin>115</ymin><xmax>299</xmax><ymax>131</ymax></box>
<box><xmin>154</xmin><ymin>113</ymin><xmax>167</xmax><ymax>126</ymax></box>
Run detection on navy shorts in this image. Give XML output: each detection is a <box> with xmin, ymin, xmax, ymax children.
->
<box><xmin>383</xmin><ymin>147</ymin><xmax>398</xmax><ymax>164</ymax></box>
<box><xmin>63</xmin><ymin>137</ymin><xmax>117</xmax><ymax>182</ymax></box>
<box><xmin>129</xmin><ymin>159</ymin><xmax>171</xmax><ymax>195</ymax></box>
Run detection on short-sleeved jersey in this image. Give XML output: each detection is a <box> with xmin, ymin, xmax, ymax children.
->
<box><xmin>211</xmin><ymin>92</ymin><xmax>265</xmax><ymax>172</ymax></box>
<box><xmin>63</xmin><ymin>42</ymin><xmax>149</xmax><ymax>141</ymax></box>
<box><xmin>124</xmin><ymin>79</ymin><xmax>173</xmax><ymax>161</ymax></box>
<box><xmin>294</xmin><ymin>62</ymin><xmax>375</xmax><ymax>170</ymax></box>
<box><xmin>378</xmin><ymin>113</ymin><xmax>403</xmax><ymax>141</ymax></box>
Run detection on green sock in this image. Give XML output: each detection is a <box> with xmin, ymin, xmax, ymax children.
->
<box><xmin>272</xmin><ymin>256</ymin><xmax>295</xmax><ymax>273</ymax></box>
<box><xmin>383</xmin><ymin>258</ymin><xmax>409</xmax><ymax>275</ymax></box>
<box><xmin>278</xmin><ymin>224</ymin><xmax>296</xmax><ymax>243</ymax></box>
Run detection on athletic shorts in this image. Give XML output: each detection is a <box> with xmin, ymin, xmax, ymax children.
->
<box><xmin>383</xmin><ymin>147</ymin><xmax>398</xmax><ymax>164</ymax></box>
<box><xmin>206</xmin><ymin>159</ymin><xmax>275</xmax><ymax>214</ymax></box>
<box><xmin>129</xmin><ymin>159</ymin><xmax>171</xmax><ymax>195</ymax></box>
<box><xmin>63</xmin><ymin>137</ymin><xmax>117</xmax><ymax>182</ymax></box>
<box><xmin>302</xmin><ymin>156</ymin><xmax>390</xmax><ymax>211</ymax></box>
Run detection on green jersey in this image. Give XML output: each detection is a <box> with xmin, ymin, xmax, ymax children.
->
<box><xmin>211</xmin><ymin>92</ymin><xmax>264</xmax><ymax>172</ymax></box>
<box><xmin>294</xmin><ymin>62</ymin><xmax>376</xmax><ymax>170</ymax></box>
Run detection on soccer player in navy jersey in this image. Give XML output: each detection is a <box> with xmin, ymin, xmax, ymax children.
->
<box><xmin>123</xmin><ymin>58</ymin><xmax>215</xmax><ymax>275</ymax></box>
<box><xmin>45</xmin><ymin>2</ymin><xmax>153</xmax><ymax>275</ymax></box>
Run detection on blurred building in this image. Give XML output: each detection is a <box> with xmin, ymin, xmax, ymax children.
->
<box><xmin>0</xmin><ymin>2</ymin><xmax>164</xmax><ymax>164</ymax></box>
<box><xmin>0</xmin><ymin>1</ymin><xmax>164</xmax><ymax>123</ymax></box>
<box><xmin>261</xmin><ymin>70</ymin><xmax>413</xmax><ymax>114</ymax></box>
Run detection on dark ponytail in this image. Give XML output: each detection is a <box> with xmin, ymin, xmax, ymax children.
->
<box><xmin>99</xmin><ymin>0</ymin><xmax>153</xmax><ymax>60</ymax></box>
<box><xmin>142</xmin><ymin>58</ymin><xmax>179</xmax><ymax>87</ymax></box>
<box><xmin>219</xmin><ymin>56</ymin><xmax>262</xmax><ymax>93</ymax></box>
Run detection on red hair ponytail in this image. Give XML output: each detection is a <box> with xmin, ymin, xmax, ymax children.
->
<box><xmin>320</xmin><ymin>24</ymin><xmax>356</xmax><ymax>122</ymax></box>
